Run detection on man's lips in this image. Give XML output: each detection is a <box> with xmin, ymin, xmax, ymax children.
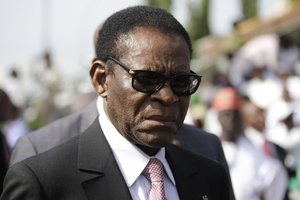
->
<box><xmin>145</xmin><ymin>115</ymin><xmax>177</xmax><ymax>126</ymax></box>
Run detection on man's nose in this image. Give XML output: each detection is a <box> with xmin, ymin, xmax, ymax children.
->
<box><xmin>152</xmin><ymin>83</ymin><xmax>179</xmax><ymax>105</ymax></box>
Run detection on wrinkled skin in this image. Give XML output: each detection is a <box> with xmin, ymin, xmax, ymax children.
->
<box><xmin>90</xmin><ymin>27</ymin><xmax>191</xmax><ymax>155</ymax></box>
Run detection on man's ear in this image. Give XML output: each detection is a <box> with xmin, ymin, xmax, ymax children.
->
<box><xmin>89</xmin><ymin>60</ymin><xmax>108</xmax><ymax>97</ymax></box>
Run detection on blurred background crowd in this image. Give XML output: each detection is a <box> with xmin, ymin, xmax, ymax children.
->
<box><xmin>1</xmin><ymin>0</ymin><xmax>300</xmax><ymax>199</ymax></box>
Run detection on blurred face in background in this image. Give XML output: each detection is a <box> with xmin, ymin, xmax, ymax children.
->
<box><xmin>242</xmin><ymin>102</ymin><xmax>265</xmax><ymax>132</ymax></box>
<box><xmin>218</xmin><ymin>109</ymin><xmax>243</xmax><ymax>141</ymax></box>
<box><xmin>212</xmin><ymin>87</ymin><xmax>243</xmax><ymax>141</ymax></box>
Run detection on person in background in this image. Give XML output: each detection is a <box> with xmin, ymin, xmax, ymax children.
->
<box><xmin>241</xmin><ymin>98</ymin><xmax>289</xmax><ymax>199</ymax></box>
<box><xmin>212</xmin><ymin>86</ymin><xmax>288</xmax><ymax>200</ymax></box>
<box><xmin>0</xmin><ymin>89</ymin><xmax>13</xmax><ymax>195</ymax></box>
<box><xmin>242</xmin><ymin>98</ymin><xmax>288</xmax><ymax>164</ymax></box>
<box><xmin>266</xmin><ymin>82</ymin><xmax>300</xmax><ymax>177</ymax></box>
<box><xmin>0</xmin><ymin>89</ymin><xmax>30</xmax><ymax>151</ymax></box>
<box><xmin>0</xmin><ymin>132</ymin><xmax>9</xmax><ymax>195</ymax></box>
<box><xmin>2</xmin><ymin>6</ymin><xmax>231</xmax><ymax>200</ymax></box>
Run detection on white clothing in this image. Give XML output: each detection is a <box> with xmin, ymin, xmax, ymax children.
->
<box><xmin>244</xmin><ymin>127</ymin><xmax>289</xmax><ymax>199</ymax></box>
<box><xmin>266</xmin><ymin>97</ymin><xmax>300</xmax><ymax>170</ymax></box>
<box><xmin>223</xmin><ymin>135</ymin><xmax>288</xmax><ymax>200</ymax></box>
<box><xmin>246</xmin><ymin>78</ymin><xmax>281</xmax><ymax>109</ymax></box>
<box><xmin>267</xmin><ymin>122</ymin><xmax>300</xmax><ymax>170</ymax></box>
<box><xmin>97</xmin><ymin>97</ymin><xmax>180</xmax><ymax>200</ymax></box>
<box><xmin>204</xmin><ymin>108</ymin><xmax>221</xmax><ymax>137</ymax></box>
<box><xmin>4</xmin><ymin>118</ymin><xmax>30</xmax><ymax>150</ymax></box>
<box><xmin>244</xmin><ymin>127</ymin><xmax>276</xmax><ymax>157</ymax></box>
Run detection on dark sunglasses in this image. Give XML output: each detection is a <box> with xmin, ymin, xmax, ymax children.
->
<box><xmin>105</xmin><ymin>56</ymin><xmax>202</xmax><ymax>96</ymax></box>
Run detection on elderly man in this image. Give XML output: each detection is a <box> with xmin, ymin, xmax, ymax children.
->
<box><xmin>1</xmin><ymin>6</ymin><xmax>230</xmax><ymax>200</ymax></box>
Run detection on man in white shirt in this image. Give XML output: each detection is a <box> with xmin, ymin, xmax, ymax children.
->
<box><xmin>242</xmin><ymin>99</ymin><xmax>289</xmax><ymax>200</ymax></box>
<box><xmin>212</xmin><ymin>87</ymin><xmax>288</xmax><ymax>200</ymax></box>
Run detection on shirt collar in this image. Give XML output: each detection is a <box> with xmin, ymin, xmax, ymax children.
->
<box><xmin>96</xmin><ymin>97</ymin><xmax>176</xmax><ymax>187</ymax></box>
<box><xmin>244</xmin><ymin>127</ymin><xmax>265</xmax><ymax>147</ymax></box>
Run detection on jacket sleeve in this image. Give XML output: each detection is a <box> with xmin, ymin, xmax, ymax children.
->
<box><xmin>1</xmin><ymin>162</ymin><xmax>45</xmax><ymax>200</ymax></box>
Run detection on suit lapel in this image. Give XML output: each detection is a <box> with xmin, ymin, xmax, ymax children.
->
<box><xmin>77</xmin><ymin>119</ymin><xmax>132</xmax><ymax>200</ymax></box>
<box><xmin>166</xmin><ymin>145</ymin><xmax>212</xmax><ymax>200</ymax></box>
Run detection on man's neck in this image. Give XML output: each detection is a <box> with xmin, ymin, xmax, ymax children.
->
<box><xmin>136</xmin><ymin>144</ymin><xmax>160</xmax><ymax>156</ymax></box>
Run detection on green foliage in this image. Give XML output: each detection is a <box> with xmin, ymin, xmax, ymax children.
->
<box><xmin>146</xmin><ymin>0</ymin><xmax>172</xmax><ymax>11</ymax></box>
<box><xmin>187</xmin><ymin>0</ymin><xmax>210</xmax><ymax>41</ymax></box>
<box><xmin>290</xmin><ymin>0</ymin><xmax>300</xmax><ymax>4</ymax></box>
<box><xmin>242</xmin><ymin>0</ymin><xmax>257</xmax><ymax>19</ymax></box>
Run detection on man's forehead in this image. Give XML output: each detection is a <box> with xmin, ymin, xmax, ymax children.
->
<box><xmin>115</xmin><ymin>27</ymin><xmax>186</xmax><ymax>52</ymax></box>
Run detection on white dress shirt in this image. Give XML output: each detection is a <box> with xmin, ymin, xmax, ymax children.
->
<box><xmin>97</xmin><ymin>97</ymin><xmax>180</xmax><ymax>200</ymax></box>
<box><xmin>244</xmin><ymin>127</ymin><xmax>275</xmax><ymax>157</ymax></box>
<box><xmin>222</xmin><ymin>135</ymin><xmax>288</xmax><ymax>200</ymax></box>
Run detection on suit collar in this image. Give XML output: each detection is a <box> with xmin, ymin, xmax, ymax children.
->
<box><xmin>166</xmin><ymin>144</ymin><xmax>199</xmax><ymax>177</ymax></box>
<box><xmin>166</xmin><ymin>144</ymin><xmax>209</xmax><ymax>200</ymax></box>
<box><xmin>77</xmin><ymin>119</ymin><xmax>132</xmax><ymax>200</ymax></box>
<box><xmin>77</xmin><ymin>117</ymin><xmax>108</xmax><ymax>173</ymax></box>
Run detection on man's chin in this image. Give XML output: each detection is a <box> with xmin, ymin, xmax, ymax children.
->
<box><xmin>135</xmin><ymin>141</ymin><xmax>168</xmax><ymax>156</ymax></box>
<box><xmin>142</xmin><ymin>133</ymin><xmax>174</xmax><ymax>148</ymax></box>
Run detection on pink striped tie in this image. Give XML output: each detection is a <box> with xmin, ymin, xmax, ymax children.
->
<box><xmin>142</xmin><ymin>158</ymin><xmax>167</xmax><ymax>200</ymax></box>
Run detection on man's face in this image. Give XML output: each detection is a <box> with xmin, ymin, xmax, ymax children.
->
<box><xmin>104</xmin><ymin>27</ymin><xmax>191</xmax><ymax>150</ymax></box>
<box><xmin>244</xmin><ymin>104</ymin><xmax>266</xmax><ymax>132</ymax></box>
<box><xmin>218</xmin><ymin>109</ymin><xmax>243</xmax><ymax>136</ymax></box>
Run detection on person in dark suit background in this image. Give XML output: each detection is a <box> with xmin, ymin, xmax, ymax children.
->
<box><xmin>2</xmin><ymin>6</ymin><xmax>231</xmax><ymax>200</ymax></box>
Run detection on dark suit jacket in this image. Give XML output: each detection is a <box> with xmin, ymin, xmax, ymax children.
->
<box><xmin>1</xmin><ymin>119</ymin><xmax>230</xmax><ymax>200</ymax></box>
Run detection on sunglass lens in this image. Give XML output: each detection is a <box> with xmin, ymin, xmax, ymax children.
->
<box><xmin>132</xmin><ymin>71</ymin><xmax>165</xmax><ymax>93</ymax></box>
<box><xmin>172</xmin><ymin>75</ymin><xmax>200</xmax><ymax>96</ymax></box>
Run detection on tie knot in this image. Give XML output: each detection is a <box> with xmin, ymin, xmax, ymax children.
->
<box><xmin>142</xmin><ymin>158</ymin><xmax>164</xmax><ymax>182</ymax></box>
